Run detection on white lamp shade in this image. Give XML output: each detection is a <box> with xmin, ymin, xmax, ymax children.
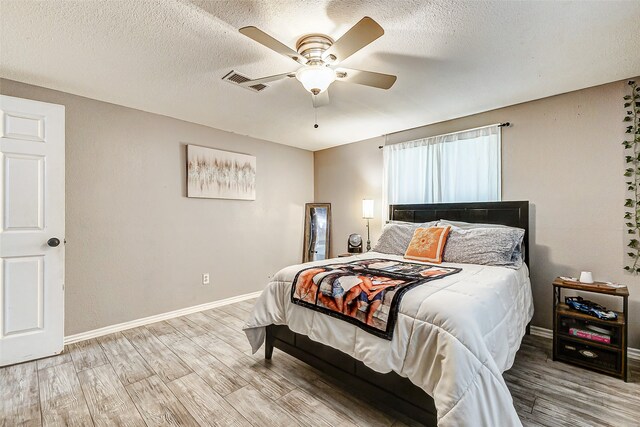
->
<box><xmin>295</xmin><ymin>65</ymin><xmax>336</xmax><ymax>94</ymax></box>
<box><xmin>362</xmin><ymin>199</ymin><xmax>374</xmax><ymax>219</ymax></box>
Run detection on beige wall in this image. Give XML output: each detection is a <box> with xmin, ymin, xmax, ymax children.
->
<box><xmin>1</xmin><ymin>79</ymin><xmax>314</xmax><ymax>336</ymax></box>
<box><xmin>315</xmin><ymin>77</ymin><xmax>640</xmax><ymax>347</ymax></box>
<box><xmin>4</xmin><ymin>75</ymin><xmax>639</xmax><ymax>344</ymax></box>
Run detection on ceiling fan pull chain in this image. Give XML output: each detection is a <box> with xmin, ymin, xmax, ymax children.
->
<box><xmin>314</xmin><ymin>107</ymin><xmax>319</xmax><ymax>129</ymax></box>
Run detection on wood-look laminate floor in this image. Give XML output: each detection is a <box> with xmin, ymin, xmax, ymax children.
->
<box><xmin>2</xmin><ymin>299</ymin><xmax>639</xmax><ymax>427</ymax></box>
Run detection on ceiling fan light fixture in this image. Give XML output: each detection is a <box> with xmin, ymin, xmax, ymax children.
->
<box><xmin>238</xmin><ymin>17</ymin><xmax>396</xmax><ymax>107</ymax></box>
<box><xmin>295</xmin><ymin>65</ymin><xmax>336</xmax><ymax>95</ymax></box>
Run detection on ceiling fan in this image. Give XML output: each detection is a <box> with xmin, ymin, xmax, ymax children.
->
<box><xmin>237</xmin><ymin>17</ymin><xmax>397</xmax><ymax>108</ymax></box>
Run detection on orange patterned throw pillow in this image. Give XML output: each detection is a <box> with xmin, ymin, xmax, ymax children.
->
<box><xmin>404</xmin><ymin>226</ymin><xmax>451</xmax><ymax>263</ymax></box>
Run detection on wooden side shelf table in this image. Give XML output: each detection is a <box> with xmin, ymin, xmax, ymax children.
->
<box><xmin>552</xmin><ymin>277</ymin><xmax>629</xmax><ymax>381</ymax></box>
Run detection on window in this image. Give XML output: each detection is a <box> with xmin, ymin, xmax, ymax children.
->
<box><xmin>382</xmin><ymin>124</ymin><xmax>501</xmax><ymax>214</ymax></box>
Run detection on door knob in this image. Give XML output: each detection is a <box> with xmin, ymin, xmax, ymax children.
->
<box><xmin>47</xmin><ymin>238</ymin><xmax>61</xmax><ymax>247</ymax></box>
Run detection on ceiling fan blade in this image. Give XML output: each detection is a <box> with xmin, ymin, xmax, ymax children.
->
<box><xmin>239</xmin><ymin>26</ymin><xmax>307</xmax><ymax>65</ymax></box>
<box><xmin>312</xmin><ymin>90</ymin><xmax>330</xmax><ymax>108</ymax></box>
<box><xmin>335</xmin><ymin>68</ymin><xmax>397</xmax><ymax>89</ymax></box>
<box><xmin>322</xmin><ymin>17</ymin><xmax>384</xmax><ymax>64</ymax></box>
<box><xmin>238</xmin><ymin>72</ymin><xmax>296</xmax><ymax>87</ymax></box>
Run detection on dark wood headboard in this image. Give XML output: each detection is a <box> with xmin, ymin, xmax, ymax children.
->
<box><xmin>389</xmin><ymin>201</ymin><xmax>530</xmax><ymax>266</ymax></box>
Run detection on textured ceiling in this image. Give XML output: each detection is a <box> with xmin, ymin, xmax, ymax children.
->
<box><xmin>1</xmin><ymin>0</ymin><xmax>639</xmax><ymax>151</ymax></box>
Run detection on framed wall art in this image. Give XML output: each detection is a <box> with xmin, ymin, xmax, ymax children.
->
<box><xmin>186</xmin><ymin>145</ymin><xmax>256</xmax><ymax>200</ymax></box>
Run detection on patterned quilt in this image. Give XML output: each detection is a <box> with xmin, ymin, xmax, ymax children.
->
<box><xmin>291</xmin><ymin>258</ymin><xmax>461</xmax><ymax>339</ymax></box>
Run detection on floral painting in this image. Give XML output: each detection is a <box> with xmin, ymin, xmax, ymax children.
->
<box><xmin>187</xmin><ymin>145</ymin><xmax>256</xmax><ymax>200</ymax></box>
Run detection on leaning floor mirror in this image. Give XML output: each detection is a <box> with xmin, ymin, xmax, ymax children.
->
<box><xmin>303</xmin><ymin>203</ymin><xmax>332</xmax><ymax>263</ymax></box>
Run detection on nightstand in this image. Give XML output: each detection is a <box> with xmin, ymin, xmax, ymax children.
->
<box><xmin>337</xmin><ymin>253</ymin><xmax>356</xmax><ymax>258</ymax></box>
<box><xmin>552</xmin><ymin>277</ymin><xmax>629</xmax><ymax>381</ymax></box>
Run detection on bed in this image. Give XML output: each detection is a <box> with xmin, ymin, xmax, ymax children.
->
<box><xmin>244</xmin><ymin>201</ymin><xmax>533</xmax><ymax>426</ymax></box>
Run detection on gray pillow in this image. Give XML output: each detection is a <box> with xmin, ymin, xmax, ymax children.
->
<box><xmin>372</xmin><ymin>221</ymin><xmax>438</xmax><ymax>255</ymax></box>
<box><xmin>387</xmin><ymin>220</ymin><xmax>423</xmax><ymax>225</ymax></box>
<box><xmin>442</xmin><ymin>227</ymin><xmax>525</xmax><ymax>268</ymax></box>
<box><xmin>437</xmin><ymin>219</ymin><xmax>510</xmax><ymax>230</ymax></box>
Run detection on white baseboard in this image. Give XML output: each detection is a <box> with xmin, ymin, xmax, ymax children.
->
<box><xmin>64</xmin><ymin>291</ymin><xmax>262</xmax><ymax>345</ymax></box>
<box><xmin>529</xmin><ymin>325</ymin><xmax>640</xmax><ymax>361</ymax></box>
<box><xmin>529</xmin><ymin>325</ymin><xmax>553</xmax><ymax>340</ymax></box>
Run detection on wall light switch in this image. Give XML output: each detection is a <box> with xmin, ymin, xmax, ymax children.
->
<box><xmin>202</xmin><ymin>273</ymin><xmax>210</xmax><ymax>285</ymax></box>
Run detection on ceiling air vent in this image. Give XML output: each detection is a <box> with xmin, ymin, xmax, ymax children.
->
<box><xmin>222</xmin><ymin>70</ymin><xmax>267</xmax><ymax>92</ymax></box>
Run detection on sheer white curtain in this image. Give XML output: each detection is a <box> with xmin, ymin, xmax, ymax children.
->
<box><xmin>382</xmin><ymin>125</ymin><xmax>501</xmax><ymax>219</ymax></box>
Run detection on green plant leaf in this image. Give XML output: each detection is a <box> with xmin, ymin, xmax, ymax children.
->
<box><xmin>622</xmin><ymin>87</ymin><xmax>639</xmax><ymax>273</ymax></box>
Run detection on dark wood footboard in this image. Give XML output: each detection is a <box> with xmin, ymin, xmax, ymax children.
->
<box><xmin>266</xmin><ymin>324</ymin><xmax>438</xmax><ymax>426</ymax></box>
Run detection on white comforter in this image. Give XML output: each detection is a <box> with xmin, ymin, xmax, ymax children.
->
<box><xmin>244</xmin><ymin>252</ymin><xmax>534</xmax><ymax>426</ymax></box>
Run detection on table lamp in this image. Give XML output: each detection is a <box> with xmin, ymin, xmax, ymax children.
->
<box><xmin>362</xmin><ymin>199</ymin><xmax>374</xmax><ymax>251</ymax></box>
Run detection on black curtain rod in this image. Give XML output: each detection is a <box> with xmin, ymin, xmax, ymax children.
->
<box><xmin>377</xmin><ymin>122</ymin><xmax>511</xmax><ymax>149</ymax></box>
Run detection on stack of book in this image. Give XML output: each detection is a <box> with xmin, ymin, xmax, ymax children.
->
<box><xmin>568</xmin><ymin>327</ymin><xmax>611</xmax><ymax>344</ymax></box>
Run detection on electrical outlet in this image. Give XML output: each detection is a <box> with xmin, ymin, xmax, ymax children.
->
<box><xmin>202</xmin><ymin>273</ymin><xmax>210</xmax><ymax>285</ymax></box>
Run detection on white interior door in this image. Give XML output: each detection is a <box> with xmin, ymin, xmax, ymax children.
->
<box><xmin>0</xmin><ymin>95</ymin><xmax>65</xmax><ymax>366</ymax></box>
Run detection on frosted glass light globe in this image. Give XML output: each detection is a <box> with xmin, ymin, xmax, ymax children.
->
<box><xmin>296</xmin><ymin>65</ymin><xmax>336</xmax><ymax>95</ymax></box>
